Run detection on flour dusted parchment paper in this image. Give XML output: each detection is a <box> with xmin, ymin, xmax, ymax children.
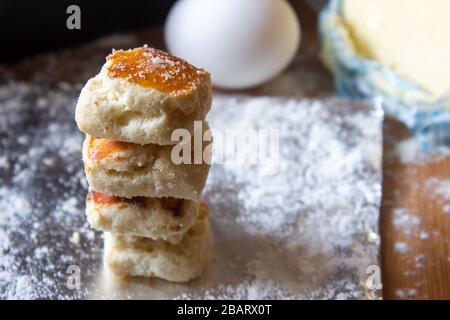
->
<box><xmin>0</xmin><ymin>79</ymin><xmax>383</xmax><ymax>299</ymax></box>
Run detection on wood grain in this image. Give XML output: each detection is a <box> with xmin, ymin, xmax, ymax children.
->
<box><xmin>382</xmin><ymin>118</ymin><xmax>450</xmax><ymax>299</ymax></box>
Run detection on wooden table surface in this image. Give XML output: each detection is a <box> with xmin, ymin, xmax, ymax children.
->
<box><xmin>382</xmin><ymin>122</ymin><xmax>450</xmax><ymax>299</ymax></box>
<box><xmin>2</xmin><ymin>1</ymin><xmax>449</xmax><ymax>300</ymax></box>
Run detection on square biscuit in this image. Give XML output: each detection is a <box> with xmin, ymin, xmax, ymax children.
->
<box><xmin>86</xmin><ymin>191</ymin><xmax>199</xmax><ymax>243</ymax></box>
<box><xmin>104</xmin><ymin>202</ymin><xmax>212</xmax><ymax>282</ymax></box>
<box><xmin>82</xmin><ymin>130</ymin><xmax>211</xmax><ymax>201</ymax></box>
<box><xmin>75</xmin><ymin>47</ymin><xmax>212</xmax><ymax>145</ymax></box>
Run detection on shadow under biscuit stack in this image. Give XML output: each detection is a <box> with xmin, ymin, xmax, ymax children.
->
<box><xmin>74</xmin><ymin>47</ymin><xmax>213</xmax><ymax>282</ymax></box>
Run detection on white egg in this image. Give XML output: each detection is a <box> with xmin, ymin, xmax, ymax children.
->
<box><xmin>164</xmin><ymin>0</ymin><xmax>301</xmax><ymax>89</ymax></box>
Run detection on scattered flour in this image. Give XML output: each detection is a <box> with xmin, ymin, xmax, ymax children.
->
<box><xmin>395</xmin><ymin>288</ymin><xmax>418</xmax><ymax>299</ymax></box>
<box><xmin>394</xmin><ymin>242</ymin><xmax>411</xmax><ymax>254</ymax></box>
<box><xmin>414</xmin><ymin>255</ymin><xmax>425</xmax><ymax>269</ymax></box>
<box><xmin>419</xmin><ymin>231</ymin><xmax>430</xmax><ymax>240</ymax></box>
<box><xmin>179</xmin><ymin>96</ymin><xmax>383</xmax><ymax>299</ymax></box>
<box><xmin>0</xmin><ymin>81</ymin><xmax>102</xmax><ymax>299</ymax></box>
<box><xmin>392</xmin><ymin>208</ymin><xmax>421</xmax><ymax>235</ymax></box>
<box><xmin>392</xmin><ymin>136</ymin><xmax>450</xmax><ymax>164</ymax></box>
<box><xmin>394</xmin><ymin>138</ymin><xmax>423</xmax><ymax>164</ymax></box>
<box><xmin>426</xmin><ymin>178</ymin><xmax>450</xmax><ymax>204</ymax></box>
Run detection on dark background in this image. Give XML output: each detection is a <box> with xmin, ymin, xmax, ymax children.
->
<box><xmin>0</xmin><ymin>0</ymin><xmax>177</xmax><ymax>62</ymax></box>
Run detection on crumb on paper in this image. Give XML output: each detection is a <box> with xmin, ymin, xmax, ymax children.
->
<box><xmin>0</xmin><ymin>156</ymin><xmax>10</xmax><ymax>170</ymax></box>
<box><xmin>34</xmin><ymin>246</ymin><xmax>49</xmax><ymax>259</ymax></box>
<box><xmin>17</xmin><ymin>135</ymin><xmax>29</xmax><ymax>145</ymax></box>
<box><xmin>42</xmin><ymin>157</ymin><xmax>56</xmax><ymax>167</ymax></box>
<box><xmin>70</xmin><ymin>232</ymin><xmax>81</xmax><ymax>245</ymax></box>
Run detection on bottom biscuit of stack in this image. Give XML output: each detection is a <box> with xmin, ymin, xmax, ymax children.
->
<box><xmin>103</xmin><ymin>202</ymin><xmax>212</xmax><ymax>283</ymax></box>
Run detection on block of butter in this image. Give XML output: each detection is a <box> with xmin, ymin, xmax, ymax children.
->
<box><xmin>343</xmin><ymin>0</ymin><xmax>450</xmax><ymax>98</ymax></box>
<box><xmin>320</xmin><ymin>0</ymin><xmax>450</xmax><ymax>148</ymax></box>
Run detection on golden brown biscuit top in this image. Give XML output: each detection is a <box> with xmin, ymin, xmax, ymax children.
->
<box><xmin>106</xmin><ymin>47</ymin><xmax>209</xmax><ymax>94</ymax></box>
<box><xmin>88</xmin><ymin>136</ymin><xmax>131</xmax><ymax>161</ymax></box>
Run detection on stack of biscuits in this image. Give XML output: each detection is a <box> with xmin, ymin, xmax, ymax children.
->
<box><xmin>75</xmin><ymin>47</ymin><xmax>213</xmax><ymax>282</ymax></box>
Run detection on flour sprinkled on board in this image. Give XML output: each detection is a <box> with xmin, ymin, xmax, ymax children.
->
<box><xmin>388</xmin><ymin>135</ymin><xmax>450</xmax><ymax>164</ymax></box>
<box><xmin>0</xmin><ymin>81</ymin><xmax>101</xmax><ymax>299</ymax></box>
<box><xmin>168</xmin><ymin>96</ymin><xmax>383</xmax><ymax>300</ymax></box>
<box><xmin>426</xmin><ymin>178</ymin><xmax>450</xmax><ymax>204</ymax></box>
<box><xmin>392</xmin><ymin>208</ymin><xmax>421</xmax><ymax>235</ymax></box>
